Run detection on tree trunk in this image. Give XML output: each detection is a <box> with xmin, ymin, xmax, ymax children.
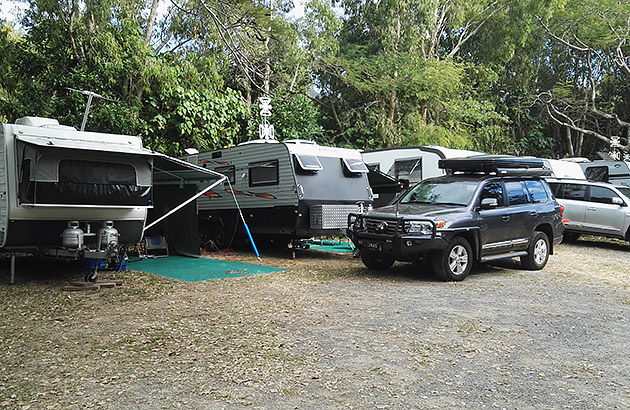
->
<box><xmin>566</xmin><ymin>126</ymin><xmax>575</xmax><ymax>157</ymax></box>
<box><xmin>145</xmin><ymin>0</ymin><xmax>160</xmax><ymax>45</ymax></box>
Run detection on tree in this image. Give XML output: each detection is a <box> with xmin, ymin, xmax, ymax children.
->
<box><xmin>0</xmin><ymin>0</ymin><xmax>249</xmax><ymax>154</ymax></box>
<box><xmin>306</xmin><ymin>0</ymin><xmax>529</xmax><ymax>151</ymax></box>
<box><xmin>535</xmin><ymin>0</ymin><xmax>630</xmax><ymax>159</ymax></box>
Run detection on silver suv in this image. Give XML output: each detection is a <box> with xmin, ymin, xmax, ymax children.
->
<box><xmin>547</xmin><ymin>179</ymin><xmax>630</xmax><ymax>242</ymax></box>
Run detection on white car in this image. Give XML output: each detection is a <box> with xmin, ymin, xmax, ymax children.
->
<box><xmin>547</xmin><ymin>178</ymin><xmax>630</xmax><ymax>242</ymax></box>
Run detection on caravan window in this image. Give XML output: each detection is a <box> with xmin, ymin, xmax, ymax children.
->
<box><xmin>341</xmin><ymin>157</ymin><xmax>369</xmax><ymax>176</ymax></box>
<box><xmin>59</xmin><ymin>160</ymin><xmax>136</xmax><ymax>184</ymax></box>
<box><xmin>249</xmin><ymin>160</ymin><xmax>279</xmax><ymax>186</ymax></box>
<box><xmin>390</xmin><ymin>158</ymin><xmax>422</xmax><ymax>184</ymax></box>
<box><xmin>214</xmin><ymin>165</ymin><xmax>235</xmax><ymax>184</ymax></box>
<box><xmin>19</xmin><ymin>156</ymin><xmax>152</xmax><ymax>206</ymax></box>
<box><xmin>294</xmin><ymin>154</ymin><xmax>323</xmax><ymax>172</ymax></box>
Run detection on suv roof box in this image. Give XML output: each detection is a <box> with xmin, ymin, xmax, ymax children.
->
<box><xmin>439</xmin><ymin>155</ymin><xmax>551</xmax><ymax>176</ymax></box>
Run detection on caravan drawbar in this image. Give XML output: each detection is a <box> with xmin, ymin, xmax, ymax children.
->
<box><xmin>190</xmin><ymin>139</ymin><xmax>374</xmax><ymax>247</ymax></box>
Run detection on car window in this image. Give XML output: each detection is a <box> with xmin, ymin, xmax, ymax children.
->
<box><xmin>558</xmin><ymin>183</ymin><xmax>587</xmax><ymax>200</ymax></box>
<box><xmin>524</xmin><ymin>180</ymin><xmax>549</xmax><ymax>203</ymax></box>
<box><xmin>617</xmin><ymin>186</ymin><xmax>630</xmax><ymax>200</ymax></box>
<box><xmin>480</xmin><ymin>181</ymin><xmax>506</xmax><ymax>206</ymax></box>
<box><xmin>589</xmin><ymin>186</ymin><xmax>621</xmax><ymax>204</ymax></box>
<box><xmin>505</xmin><ymin>181</ymin><xmax>528</xmax><ymax>205</ymax></box>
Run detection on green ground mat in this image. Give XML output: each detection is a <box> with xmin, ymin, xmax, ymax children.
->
<box><xmin>130</xmin><ymin>255</ymin><xmax>284</xmax><ymax>282</ymax></box>
<box><xmin>308</xmin><ymin>242</ymin><xmax>354</xmax><ymax>254</ymax></box>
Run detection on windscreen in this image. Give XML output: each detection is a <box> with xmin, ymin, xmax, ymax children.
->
<box><xmin>400</xmin><ymin>180</ymin><xmax>478</xmax><ymax>206</ymax></box>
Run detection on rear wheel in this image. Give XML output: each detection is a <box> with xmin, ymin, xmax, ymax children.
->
<box><xmin>361</xmin><ymin>251</ymin><xmax>394</xmax><ymax>270</ymax></box>
<box><xmin>432</xmin><ymin>237</ymin><xmax>473</xmax><ymax>281</ymax></box>
<box><xmin>521</xmin><ymin>231</ymin><xmax>550</xmax><ymax>270</ymax></box>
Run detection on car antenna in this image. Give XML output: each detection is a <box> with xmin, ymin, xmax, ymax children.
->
<box><xmin>65</xmin><ymin>87</ymin><xmax>115</xmax><ymax>131</ymax></box>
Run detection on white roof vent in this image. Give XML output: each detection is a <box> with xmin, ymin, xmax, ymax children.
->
<box><xmin>15</xmin><ymin>117</ymin><xmax>77</xmax><ymax>131</ymax></box>
<box><xmin>15</xmin><ymin>117</ymin><xmax>61</xmax><ymax>127</ymax></box>
<box><xmin>284</xmin><ymin>139</ymin><xmax>317</xmax><ymax>145</ymax></box>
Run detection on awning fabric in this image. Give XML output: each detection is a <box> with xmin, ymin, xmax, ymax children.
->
<box><xmin>152</xmin><ymin>153</ymin><xmax>225</xmax><ymax>186</ymax></box>
<box><xmin>15</xmin><ymin>134</ymin><xmax>152</xmax><ymax>156</ymax></box>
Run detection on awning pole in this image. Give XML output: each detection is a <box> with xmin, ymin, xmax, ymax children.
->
<box><xmin>143</xmin><ymin>177</ymin><xmax>226</xmax><ymax>233</ymax></box>
<box><xmin>225</xmin><ymin>179</ymin><xmax>261</xmax><ymax>261</ymax></box>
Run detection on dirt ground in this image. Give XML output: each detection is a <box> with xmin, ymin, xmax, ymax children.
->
<box><xmin>1</xmin><ymin>237</ymin><xmax>629</xmax><ymax>409</ymax></box>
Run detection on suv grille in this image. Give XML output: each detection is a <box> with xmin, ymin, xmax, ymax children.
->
<box><xmin>365</xmin><ymin>219</ymin><xmax>399</xmax><ymax>235</ymax></box>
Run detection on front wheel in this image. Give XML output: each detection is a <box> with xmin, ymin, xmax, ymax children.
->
<box><xmin>432</xmin><ymin>237</ymin><xmax>473</xmax><ymax>281</ymax></box>
<box><xmin>361</xmin><ymin>251</ymin><xmax>394</xmax><ymax>271</ymax></box>
<box><xmin>521</xmin><ymin>232</ymin><xmax>550</xmax><ymax>270</ymax></box>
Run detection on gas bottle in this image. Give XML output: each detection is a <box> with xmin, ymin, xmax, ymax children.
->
<box><xmin>98</xmin><ymin>221</ymin><xmax>119</xmax><ymax>249</ymax></box>
<box><xmin>61</xmin><ymin>221</ymin><xmax>84</xmax><ymax>249</ymax></box>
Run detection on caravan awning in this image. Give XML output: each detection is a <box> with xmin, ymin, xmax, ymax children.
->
<box><xmin>143</xmin><ymin>154</ymin><xmax>227</xmax><ymax>233</ymax></box>
<box><xmin>152</xmin><ymin>153</ymin><xmax>225</xmax><ymax>185</ymax></box>
<box><xmin>17</xmin><ymin>133</ymin><xmax>225</xmax><ymax>185</ymax></box>
<box><xmin>15</xmin><ymin>134</ymin><xmax>152</xmax><ymax>156</ymax></box>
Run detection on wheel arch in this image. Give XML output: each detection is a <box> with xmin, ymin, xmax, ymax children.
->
<box><xmin>450</xmin><ymin>230</ymin><xmax>480</xmax><ymax>261</ymax></box>
<box><xmin>534</xmin><ymin>223</ymin><xmax>554</xmax><ymax>254</ymax></box>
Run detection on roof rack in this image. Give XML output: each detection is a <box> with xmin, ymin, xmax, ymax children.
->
<box><xmin>439</xmin><ymin>155</ymin><xmax>551</xmax><ymax>176</ymax></box>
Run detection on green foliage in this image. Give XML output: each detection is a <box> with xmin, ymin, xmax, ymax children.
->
<box><xmin>258</xmin><ymin>92</ymin><xmax>324</xmax><ymax>141</ymax></box>
<box><xmin>141</xmin><ymin>85</ymin><xmax>247</xmax><ymax>155</ymax></box>
<box><xmin>1</xmin><ymin>0</ymin><xmax>629</xmax><ymax>162</ymax></box>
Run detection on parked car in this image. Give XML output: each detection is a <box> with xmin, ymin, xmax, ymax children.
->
<box><xmin>546</xmin><ymin>178</ymin><xmax>630</xmax><ymax>242</ymax></box>
<box><xmin>347</xmin><ymin>155</ymin><xmax>565</xmax><ymax>281</ymax></box>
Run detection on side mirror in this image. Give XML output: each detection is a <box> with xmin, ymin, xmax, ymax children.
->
<box><xmin>480</xmin><ymin>197</ymin><xmax>498</xmax><ymax>210</ymax></box>
<box><xmin>612</xmin><ymin>197</ymin><xmax>625</xmax><ymax>206</ymax></box>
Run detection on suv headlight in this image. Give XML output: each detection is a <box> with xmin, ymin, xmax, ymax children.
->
<box><xmin>403</xmin><ymin>221</ymin><xmax>433</xmax><ymax>235</ymax></box>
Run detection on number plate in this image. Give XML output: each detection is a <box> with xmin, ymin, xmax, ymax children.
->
<box><xmin>366</xmin><ymin>241</ymin><xmax>382</xmax><ymax>251</ymax></box>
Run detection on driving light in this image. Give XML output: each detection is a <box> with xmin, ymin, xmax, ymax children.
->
<box><xmin>403</xmin><ymin>221</ymin><xmax>433</xmax><ymax>234</ymax></box>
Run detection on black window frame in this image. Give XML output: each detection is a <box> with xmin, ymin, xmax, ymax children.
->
<box><xmin>249</xmin><ymin>160</ymin><xmax>279</xmax><ymax>187</ymax></box>
<box><xmin>214</xmin><ymin>165</ymin><xmax>236</xmax><ymax>185</ymax></box>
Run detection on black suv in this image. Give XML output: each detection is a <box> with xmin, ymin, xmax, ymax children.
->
<box><xmin>347</xmin><ymin>156</ymin><xmax>564</xmax><ymax>281</ymax></box>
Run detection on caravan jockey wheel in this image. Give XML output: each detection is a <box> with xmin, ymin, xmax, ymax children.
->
<box><xmin>85</xmin><ymin>271</ymin><xmax>98</xmax><ymax>283</ymax></box>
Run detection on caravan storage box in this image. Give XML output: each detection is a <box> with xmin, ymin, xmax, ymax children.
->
<box><xmin>309</xmin><ymin>204</ymin><xmax>363</xmax><ymax>230</ymax></box>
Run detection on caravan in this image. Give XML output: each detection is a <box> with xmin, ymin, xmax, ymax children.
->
<box><xmin>362</xmin><ymin>145</ymin><xmax>483</xmax><ymax>207</ymax></box>
<box><xmin>189</xmin><ymin>139</ymin><xmax>373</xmax><ymax>248</ymax></box>
<box><xmin>1</xmin><ymin>117</ymin><xmax>225</xmax><ymax>281</ymax></box>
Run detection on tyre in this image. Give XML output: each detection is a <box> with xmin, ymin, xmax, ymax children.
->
<box><xmin>211</xmin><ymin>224</ymin><xmax>234</xmax><ymax>250</ymax></box>
<box><xmin>85</xmin><ymin>271</ymin><xmax>98</xmax><ymax>283</ymax></box>
<box><xmin>432</xmin><ymin>237</ymin><xmax>473</xmax><ymax>281</ymax></box>
<box><xmin>361</xmin><ymin>251</ymin><xmax>394</xmax><ymax>270</ymax></box>
<box><xmin>562</xmin><ymin>232</ymin><xmax>581</xmax><ymax>243</ymax></box>
<box><xmin>521</xmin><ymin>231</ymin><xmax>550</xmax><ymax>270</ymax></box>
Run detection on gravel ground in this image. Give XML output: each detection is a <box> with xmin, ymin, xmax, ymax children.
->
<box><xmin>1</xmin><ymin>237</ymin><xmax>629</xmax><ymax>409</ymax></box>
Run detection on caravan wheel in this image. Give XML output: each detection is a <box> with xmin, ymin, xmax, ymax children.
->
<box><xmin>211</xmin><ymin>225</ymin><xmax>233</xmax><ymax>250</ymax></box>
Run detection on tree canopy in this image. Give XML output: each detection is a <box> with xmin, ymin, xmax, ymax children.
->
<box><xmin>0</xmin><ymin>0</ymin><xmax>629</xmax><ymax>160</ymax></box>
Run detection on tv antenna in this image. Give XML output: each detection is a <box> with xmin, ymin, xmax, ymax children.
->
<box><xmin>65</xmin><ymin>88</ymin><xmax>115</xmax><ymax>131</ymax></box>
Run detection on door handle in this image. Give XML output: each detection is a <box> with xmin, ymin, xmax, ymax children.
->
<box><xmin>529</xmin><ymin>211</ymin><xmax>538</xmax><ymax>217</ymax></box>
<box><xmin>502</xmin><ymin>215</ymin><xmax>510</xmax><ymax>221</ymax></box>
<box><xmin>586</xmin><ymin>207</ymin><xmax>596</xmax><ymax>211</ymax></box>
